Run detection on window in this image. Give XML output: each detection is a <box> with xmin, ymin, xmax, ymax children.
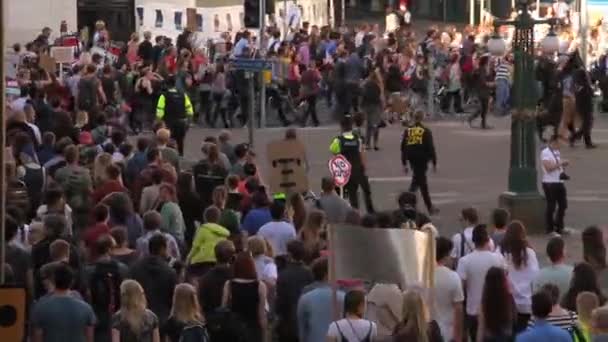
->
<box><xmin>214</xmin><ymin>14</ymin><xmax>220</xmax><ymax>32</ymax></box>
<box><xmin>226</xmin><ymin>13</ymin><xmax>233</xmax><ymax>32</ymax></box>
<box><xmin>155</xmin><ymin>10</ymin><xmax>163</xmax><ymax>28</ymax></box>
<box><xmin>175</xmin><ymin>11</ymin><xmax>183</xmax><ymax>30</ymax></box>
<box><xmin>136</xmin><ymin>7</ymin><xmax>144</xmax><ymax>26</ymax></box>
<box><xmin>196</xmin><ymin>14</ymin><xmax>203</xmax><ymax>32</ymax></box>
<box><xmin>239</xmin><ymin>12</ymin><xmax>244</xmax><ymax>29</ymax></box>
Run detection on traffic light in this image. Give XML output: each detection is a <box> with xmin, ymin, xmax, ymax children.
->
<box><xmin>244</xmin><ymin>0</ymin><xmax>260</xmax><ymax>28</ymax></box>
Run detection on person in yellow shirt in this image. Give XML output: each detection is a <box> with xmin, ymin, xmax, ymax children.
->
<box><xmin>156</xmin><ymin>76</ymin><xmax>194</xmax><ymax>156</ymax></box>
<box><xmin>187</xmin><ymin>206</ymin><xmax>230</xmax><ymax>277</ymax></box>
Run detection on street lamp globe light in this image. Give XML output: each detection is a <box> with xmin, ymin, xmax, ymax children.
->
<box><xmin>540</xmin><ymin>31</ymin><xmax>560</xmax><ymax>55</ymax></box>
<box><xmin>488</xmin><ymin>34</ymin><xmax>507</xmax><ymax>57</ymax></box>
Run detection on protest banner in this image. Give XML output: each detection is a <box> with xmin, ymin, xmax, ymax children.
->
<box><xmin>50</xmin><ymin>46</ymin><xmax>75</xmax><ymax>64</ymax></box>
<box><xmin>266</xmin><ymin>139</ymin><xmax>309</xmax><ymax>195</ymax></box>
<box><xmin>38</xmin><ymin>54</ymin><xmax>56</xmax><ymax>74</ymax></box>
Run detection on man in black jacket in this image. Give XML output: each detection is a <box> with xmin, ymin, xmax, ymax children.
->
<box><xmin>198</xmin><ymin>240</ymin><xmax>236</xmax><ymax>316</ymax></box>
<box><xmin>129</xmin><ymin>234</ymin><xmax>177</xmax><ymax>329</ymax></box>
<box><xmin>276</xmin><ymin>240</ymin><xmax>314</xmax><ymax>341</ymax></box>
<box><xmin>400</xmin><ymin>110</ymin><xmax>439</xmax><ymax>215</ymax></box>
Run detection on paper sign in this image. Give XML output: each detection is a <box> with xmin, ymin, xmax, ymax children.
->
<box><xmin>266</xmin><ymin>139</ymin><xmax>309</xmax><ymax>195</ymax></box>
<box><xmin>187</xmin><ymin>8</ymin><xmax>197</xmax><ymax>32</ymax></box>
<box><xmin>50</xmin><ymin>46</ymin><xmax>75</xmax><ymax>64</ymax></box>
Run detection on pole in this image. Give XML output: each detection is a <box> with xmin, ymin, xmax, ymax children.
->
<box><xmin>480</xmin><ymin>0</ymin><xmax>485</xmax><ymax>25</ymax></box>
<box><xmin>341</xmin><ymin>0</ymin><xmax>346</xmax><ymax>27</ymax></box>
<box><xmin>536</xmin><ymin>0</ymin><xmax>540</xmax><ymax>17</ymax></box>
<box><xmin>470</xmin><ymin>0</ymin><xmax>475</xmax><ymax>25</ymax></box>
<box><xmin>284</xmin><ymin>0</ymin><xmax>288</xmax><ymax>38</ymax></box>
<box><xmin>427</xmin><ymin>56</ymin><xmax>435</xmax><ymax>117</ymax></box>
<box><xmin>0</xmin><ymin>0</ymin><xmax>6</xmax><ymax>285</ymax></box>
<box><xmin>581</xmin><ymin>0</ymin><xmax>588</xmax><ymax>67</ymax></box>
<box><xmin>260</xmin><ymin>0</ymin><xmax>267</xmax><ymax>128</ymax></box>
<box><xmin>247</xmin><ymin>72</ymin><xmax>255</xmax><ymax>148</ymax></box>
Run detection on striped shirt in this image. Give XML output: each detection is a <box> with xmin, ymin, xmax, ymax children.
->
<box><xmin>495</xmin><ymin>62</ymin><xmax>511</xmax><ymax>82</ymax></box>
<box><xmin>528</xmin><ymin>311</ymin><xmax>578</xmax><ymax>331</ymax></box>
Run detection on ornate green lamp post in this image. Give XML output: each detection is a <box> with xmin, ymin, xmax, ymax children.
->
<box><xmin>488</xmin><ymin>0</ymin><xmax>560</xmax><ymax>233</ymax></box>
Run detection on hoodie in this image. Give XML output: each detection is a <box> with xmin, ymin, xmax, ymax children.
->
<box><xmin>129</xmin><ymin>255</ymin><xmax>177</xmax><ymax>325</ymax></box>
<box><xmin>188</xmin><ymin>223</ymin><xmax>230</xmax><ymax>264</ymax></box>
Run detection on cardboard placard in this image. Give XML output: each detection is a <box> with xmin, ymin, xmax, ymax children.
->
<box><xmin>50</xmin><ymin>46</ymin><xmax>75</xmax><ymax>64</ymax></box>
<box><xmin>38</xmin><ymin>54</ymin><xmax>56</xmax><ymax>74</ymax></box>
<box><xmin>328</xmin><ymin>225</ymin><xmax>435</xmax><ymax>289</ymax></box>
<box><xmin>0</xmin><ymin>287</ymin><xmax>26</xmax><ymax>342</ymax></box>
<box><xmin>187</xmin><ymin>8</ymin><xmax>197</xmax><ymax>32</ymax></box>
<box><xmin>266</xmin><ymin>139</ymin><xmax>309</xmax><ymax>195</ymax></box>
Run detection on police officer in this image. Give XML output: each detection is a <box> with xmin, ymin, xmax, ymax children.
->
<box><xmin>400</xmin><ymin>110</ymin><xmax>439</xmax><ymax>215</ymax></box>
<box><xmin>329</xmin><ymin>116</ymin><xmax>375</xmax><ymax>213</ymax></box>
<box><xmin>156</xmin><ymin>76</ymin><xmax>194</xmax><ymax>156</ymax></box>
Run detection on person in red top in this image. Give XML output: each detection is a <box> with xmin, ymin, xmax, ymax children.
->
<box><xmin>92</xmin><ymin>164</ymin><xmax>129</xmax><ymax>204</ymax></box>
<box><xmin>83</xmin><ymin>204</ymin><xmax>111</xmax><ymax>260</ymax></box>
<box><xmin>164</xmin><ymin>47</ymin><xmax>178</xmax><ymax>75</ymax></box>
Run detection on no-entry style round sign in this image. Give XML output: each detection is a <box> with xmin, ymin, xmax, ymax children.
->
<box><xmin>328</xmin><ymin>154</ymin><xmax>352</xmax><ymax>187</ymax></box>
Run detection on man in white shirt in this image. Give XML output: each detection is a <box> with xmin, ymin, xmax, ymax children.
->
<box><xmin>540</xmin><ymin>135</ymin><xmax>569</xmax><ymax>236</ymax></box>
<box><xmin>451</xmin><ymin>207</ymin><xmax>495</xmax><ymax>260</ymax></box>
<box><xmin>457</xmin><ymin>224</ymin><xmax>506</xmax><ymax>341</ymax></box>
<box><xmin>355</xmin><ymin>24</ymin><xmax>369</xmax><ymax>48</ymax></box>
<box><xmin>233</xmin><ymin>31</ymin><xmax>251</xmax><ymax>57</ymax></box>
<box><xmin>258</xmin><ymin>200</ymin><xmax>296</xmax><ymax>256</ymax></box>
<box><xmin>385</xmin><ymin>6</ymin><xmax>400</xmax><ymax>34</ymax></box>
<box><xmin>433</xmin><ymin>237</ymin><xmax>464</xmax><ymax>342</ymax></box>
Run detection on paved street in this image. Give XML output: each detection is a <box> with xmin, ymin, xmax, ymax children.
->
<box><xmin>181</xmin><ymin>111</ymin><xmax>608</xmax><ymax>265</ymax></box>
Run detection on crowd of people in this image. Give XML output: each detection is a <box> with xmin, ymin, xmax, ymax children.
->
<box><xmin>3</xmin><ymin>1</ymin><xmax>608</xmax><ymax>341</ymax></box>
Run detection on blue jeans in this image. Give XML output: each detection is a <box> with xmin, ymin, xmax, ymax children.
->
<box><xmin>495</xmin><ymin>78</ymin><xmax>510</xmax><ymax>116</ymax></box>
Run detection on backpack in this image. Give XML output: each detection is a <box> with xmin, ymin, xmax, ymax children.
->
<box><xmin>179</xmin><ymin>323</ymin><xmax>210</xmax><ymax>342</ymax></box>
<box><xmin>205</xmin><ymin>307</ymin><xmax>249</xmax><ymax>342</ymax></box>
<box><xmin>63</xmin><ymin>169</ymin><xmax>90</xmax><ymax>210</ymax></box>
<box><xmin>78</xmin><ymin>77</ymin><xmax>97</xmax><ymax>110</ymax></box>
<box><xmin>90</xmin><ymin>261</ymin><xmax>122</xmax><ymax>329</ymax></box>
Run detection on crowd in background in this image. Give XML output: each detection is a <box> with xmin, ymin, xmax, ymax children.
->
<box><xmin>3</xmin><ymin>2</ymin><xmax>608</xmax><ymax>342</ymax></box>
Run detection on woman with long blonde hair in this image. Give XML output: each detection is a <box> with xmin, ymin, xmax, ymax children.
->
<box><xmin>164</xmin><ymin>283</ymin><xmax>206</xmax><ymax>342</ymax></box>
<box><xmin>94</xmin><ymin>153</ymin><xmax>113</xmax><ymax>187</ymax></box>
<box><xmin>392</xmin><ymin>290</ymin><xmax>442</xmax><ymax>342</ymax></box>
<box><xmin>111</xmin><ymin>280</ymin><xmax>160</xmax><ymax>342</ymax></box>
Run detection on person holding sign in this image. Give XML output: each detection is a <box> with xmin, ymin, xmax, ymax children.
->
<box><xmin>329</xmin><ymin>116</ymin><xmax>375</xmax><ymax>213</ymax></box>
<box><xmin>400</xmin><ymin>110</ymin><xmax>439</xmax><ymax>215</ymax></box>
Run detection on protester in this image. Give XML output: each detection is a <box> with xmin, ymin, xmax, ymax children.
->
<box><xmin>516</xmin><ymin>291</ymin><xmax>573</xmax><ymax>342</ymax></box>
<box><xmin>498</xmin><ymin>220</ymin><xmax>539</xmax><ymax>332</ymax></box>
<box><xmin>533</xmin><ymin>237</ymin><xmax>574</xmax><ymax>301</ymax></box>
<box><xmin>129</xmin><ymin>234</ymin><xmax>178</xmax><ymax>330</ymax></box>
<box><xmin>198</xmin><ymin>240</ymin><xmax>235</xmax><ymax>316</ymax></box>
<box><xmin>258</xmin><ymin>200</ymin><xmax>297</xmax><ymax>258</ymax></box>
<box><xmin>528</xmin><ymin>283</ymin><xmax>580</xmax><ymax>334</ymax></box>
<box><xmin>456</xmin><ymin>224</ymin><xmax>506</xmax><ymax>340</ymax></box>
<box><xmin>577</xmin><ymin>291</ymin><xmax>600</xmax><ymax>340</ymax></box>
<box><xmin>111</xmin><ymin>279</ymin><xmax>161</xmax><ymax>342</ymax></box>
<box><xmin>327</xmin><ymin>289</ymin><xmax>378</xmax><ymax>341</ymax></box>
<box><xmin>582</xmin><ymin>226</ymin><xmax>608</xmax><ymax>293</ymax></box>
<box><xmin>163</xmin><ymin>283</ymin><xmax>207</xmax><ymax>342</ymax></box>
<box><xmin>561</xmin><ymin>262</ymin><xmax>606</xmax><ymax>312</ymax></box>
<box><xmin>477</xmin><ymin>266</ymin><xmax>516</xmax><ymax>340</ymax></box>
<box><xmin>31</xmin><ymin>264</ymin><xmax>96</xmax><ymax>342</ymax></box>
<box><xmin>221</xmin><ymin>252</ymin><xmax>268</xmax><ymax>342</ymax></box>
<box><xmin>276</xmin><ymin>240</ymin><xmax>314</xmax><ymax>341</ymax></box>
<box><xmin>187</xmin><ymin>206</ymin><xmax>230</xmax><ymax>277</ymax></box>
<box><xmin>393</xmin><ymin>290</ymin><xmax>443</xmax><ymax>342</ymax></box>
<box><xmin>433</xmin><ymin>236</ymin><xmax>464</xmax><ymax>342</ymax></box>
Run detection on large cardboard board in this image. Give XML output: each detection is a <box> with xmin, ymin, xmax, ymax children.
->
<box><xmin>266</xmin><ymin>139</ymin><xmax>309</xmax><ymax>195</ymax></box>
<box><xmin>38</xmin><ymin>54</ymin><xmax>56</xmax><ymax>74</ymax></box>
<box><xmin>328</xmin><ymin>225</ymin><xmax>435</xmax><ymax>289</ymax></box>
<box><xmin>186</xmin><ymin>8</ymin><xmax>197</xmax><ymax>32</ymax></box>
<box><xmin>50</xmin><ymin>46</ymin><xmax>75</xmax><ymax>64</ymax></box>
<box><xmin>0</xmin><ymin>287</ymin><xmax>26</xmax><ymax>342</ymax></box>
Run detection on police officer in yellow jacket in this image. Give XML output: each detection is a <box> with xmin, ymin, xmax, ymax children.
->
<box><xmin>329</xmin><ymin>116</ymin><xmax>375</xmax><ymax>213</ymax></box>
<box><xmin>157</xmin><ymin>76</ymin><xmax>194</xmax><ymax>156</ymax></box>
<box><xmin>400</xmin><ymin>110</ymin><xmax>439</xmax><ymax>215</ymax></box>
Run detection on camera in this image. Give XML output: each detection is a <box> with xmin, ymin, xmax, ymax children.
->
<box><xmin>559</xmin><ymin>172</ymin><xmax>570</xmax><ymax>181</ymax></box>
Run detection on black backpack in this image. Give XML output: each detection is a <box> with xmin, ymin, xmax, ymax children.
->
<box><xmin>205</xmin><ymin>307</ymin><xmax>249</xmax><ymax>342</ymax></box>
<box><xmin>179</xmin><ymin>323</ymin><xmax>210</xmax><ymax>342</ymax></box>
<box><xmin>78</xmin><ymin>77</ymin><xmax>97</xmax><ymax>110</ymax></box>
<box><xmin>90</xmin><ymin>261</ymin><xmax>122</xmax><ymax>328</ymax></box>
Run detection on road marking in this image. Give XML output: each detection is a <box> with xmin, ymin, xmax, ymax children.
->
<box><xmin>453</xmin><ymin>129</ymin><xmax>511</xmax><ymax>137</ymax></box>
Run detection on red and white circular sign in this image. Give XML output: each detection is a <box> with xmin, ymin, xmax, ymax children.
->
<box><xmin>328</xmin><ymin>155</ymin><xmax>352</xmax><ymax>187</ymax></box>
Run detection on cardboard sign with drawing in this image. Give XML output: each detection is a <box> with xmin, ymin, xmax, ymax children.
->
<box><xmin>266</xmin><ymin>139</ymin><xmax>309</xmax><ymax>195</ymax></box>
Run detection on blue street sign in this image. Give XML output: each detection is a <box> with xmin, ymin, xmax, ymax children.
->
<box><xmin>231</xmin><ymin>58</ymin><xmax>272</xmax><ymax>72</ymax></box>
